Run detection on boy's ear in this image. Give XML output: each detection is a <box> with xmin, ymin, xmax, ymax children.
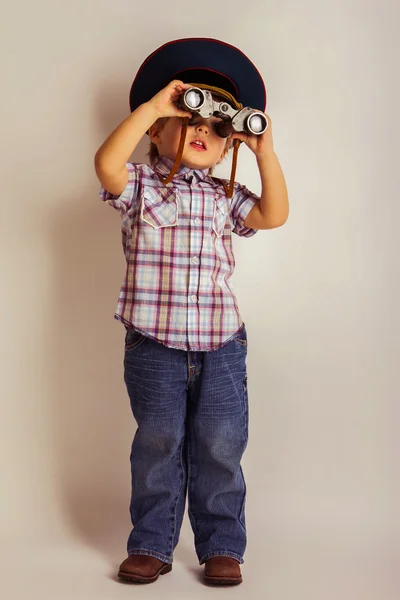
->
<box><xmin>149</xmin><ymin>122</ymin><xmax>161</xmax><ymax>144</ymax></box>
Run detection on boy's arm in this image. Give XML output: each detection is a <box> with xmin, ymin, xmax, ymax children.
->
<box><xmin>94</xmin><ymin>103</ymin><xmax>160</xmax><ymax>195</ymax></box>
<box><xmin>231</xmin><ymin>114</ymin><xmax>289</xmax><ymax>230</ymax></box>
<box><xmin>94</xmin><ymin>80</ymin><xmax>192</xmax><ymax>196</ymax></box>
<box><xmin>244</xmin><ymin>150</ymin><xmax>289</xmax><ymax>229</ymax></box>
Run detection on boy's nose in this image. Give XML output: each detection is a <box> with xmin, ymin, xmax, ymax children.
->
<box><xmin>195</xmin><ymin>121</ymin><xmax>210</xmax><ymax>135</ymax></box>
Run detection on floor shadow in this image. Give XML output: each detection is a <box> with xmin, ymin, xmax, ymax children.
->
<box><xmin>46</xmin><ymin>174</ymin><xmax>198</xmax><ymax>570</ymax></box>
<box><xmin>47</xmin><ymin>186</ymin><xmax>135</xmax><ymax>562</ymax></box>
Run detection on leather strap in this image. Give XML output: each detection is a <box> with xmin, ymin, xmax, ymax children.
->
<box><xmin>159</xmin><ymin>122</ymin><xmax>240</xmax><ymax>198</ymax></box>
<box><xmin>159</xmin><ymin>118</ymin><xmax>189</xmax><ymax>185</ymax></box>
<box><xmin>222</xmin><ymin>139</ymin><xmax>240</xmax><ymax>198</ymax></box>
<box><xmin>159</xmin><ymin>81</ymin><xmax>242</xmax><ymax>196</ymax></box>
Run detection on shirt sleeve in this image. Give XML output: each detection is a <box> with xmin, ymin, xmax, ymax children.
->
<box><xmin>230</xmin><ymin>182</ymin><xmax>259</xmax><ymax>238</ymax></box>
<box><xmin>98</xmin><ymin>162</ymin><xmax>140</xmax><ymax>217</ymax></box>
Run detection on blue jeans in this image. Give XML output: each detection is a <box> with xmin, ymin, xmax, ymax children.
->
<box><xmin>123</xmin><ymin>324</ymin><xmax>249</xmax><ymax>565</ymax></box>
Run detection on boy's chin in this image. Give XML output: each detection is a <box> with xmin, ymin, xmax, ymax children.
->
<box><xmin>181</xmin><ymin>155</ymin><xmax>214</xmax><ymax>171</ymax></box>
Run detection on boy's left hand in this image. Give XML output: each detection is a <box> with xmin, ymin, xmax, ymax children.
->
<box><xmin>231</xmin><ymin>113</ymin><xmax>273</xmax><ymax>158</ymax></box>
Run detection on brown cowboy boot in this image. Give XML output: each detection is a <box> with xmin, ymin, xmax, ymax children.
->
<box><xmin>118</xmin><ymin>554</ymin><xmax>172</xmax><ymax>584</ymax></box>
<box><xmin>204</xmin><ymin>556</ymin><xmax>243</xmax><ymax>585</ymax></box>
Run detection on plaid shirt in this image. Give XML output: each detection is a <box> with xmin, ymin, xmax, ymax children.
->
<box><xmin>99</xmin><ymin>156</ymin><xmax>259</xmax><ymax>351</ymax></box>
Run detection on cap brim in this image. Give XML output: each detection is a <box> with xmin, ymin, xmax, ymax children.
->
<box><xmin>129</xmin><ymin>37</ymin><xmax>266</xmax><ymax>113</ymax></box>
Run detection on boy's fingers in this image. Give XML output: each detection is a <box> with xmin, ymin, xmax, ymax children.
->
<box><xmin>173</xmin><ymin>112</ymin><xmax>192</xmax><ymax>120</ymax></box>
<box><xmin>170</xmin><ymin>79</ymin><xmax>190</xmax><ymax>90</ymax></box>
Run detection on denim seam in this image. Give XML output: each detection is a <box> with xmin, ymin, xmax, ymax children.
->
<box><xmin>128</xmin><ymin>548</ymin><xmax>173</xmax><ymax>564</ymax></box>
<box><xmin>243</xmin><ymin>375</ymin><xmax>249</xmax><ymax>443</ymax></box>
<box><xmin>169</xmin><ymin>438</ymin><xmax>186</xmax><ymax>555</ymax></box>
<box><xmin>238</xmin><ymin>375</ymin><xmax>248</xmax><ymax>530</ymax></box>
<box><xmin>238</xmin><ymin>465</ymin><xmax>247</xmax><ymax>532</ymax></box>
<box><xmin>199</xmin><ymin>550</ymin><xmax>244</xmax><ymax>565</ymax></box>
<box><xmin>186</xmin><ymin>430</ymin><xmax>200</xmax><ymax>540</ymax></box>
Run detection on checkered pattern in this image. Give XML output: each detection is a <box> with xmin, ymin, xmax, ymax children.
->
<box><xmin>99</xmin><ymin>156</ymin><xmax>258</xmax><ymax>351</ymax></box>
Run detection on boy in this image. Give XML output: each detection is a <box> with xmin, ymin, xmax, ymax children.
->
<box><xmin>94</xmin><ymin>38</ymin><xmax>288</xmax><ymax>586</ymax></box>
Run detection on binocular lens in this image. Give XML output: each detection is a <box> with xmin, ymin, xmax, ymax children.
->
<box><xmin>213</xmin><ymin>121</ymin><xmax>233</xmax><ymax>138</ymax></box>
<box><xmin>185</xmin><ymin>89</ymin><xmax>204</xmax><ymax>109</ymax></box>
<box><xmin>179</xmin><ymin>87</ymin><xmax>267</xmax><ymax>137</ymax></box>
<box><xmin>248</xmin><ymin>113</ymin><xmax>267</xmax><ymax>134</ymax></box>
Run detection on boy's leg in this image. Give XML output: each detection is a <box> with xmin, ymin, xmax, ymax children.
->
<box><xmin>186</xmin><ymin>325</ymin><xmax>249</xmax><ymax>566</ymax></box>
<box><xmin>123</xmin><ymin>330</ymin><xmax>189</xmax><ymax>564</ymax></box>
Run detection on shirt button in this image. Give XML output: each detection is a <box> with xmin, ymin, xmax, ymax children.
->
<box><xmin>194</xmin><ymin>217</ymin><xmax>200</xmax><ymax>225</ymax></box>
<box><xmin>190</xmin><ymin>295</ymin><xmax>197</xmax><ymax>302</ymax></box>
<box><xmin>192</xmin><ymin>256</ymin><xmax>199</xmax><ymax>264</ymax></box>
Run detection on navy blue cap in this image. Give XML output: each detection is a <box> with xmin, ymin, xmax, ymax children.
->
<box><xmin>129</xmin><ymin>37</ymin><xmax>266</xmax><ymax>113</ymax></box>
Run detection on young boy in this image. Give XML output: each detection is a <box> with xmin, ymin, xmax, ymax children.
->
<box><xmin>94</xmin><ymin>38</ymin><xmax>288</xmax><ymax>586</ymax></box>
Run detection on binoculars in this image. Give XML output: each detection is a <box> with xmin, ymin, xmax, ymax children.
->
<box><xmin>178</xmin><ymin>86</ymin><xmax>268</xmax><ymax>138</ymax></box>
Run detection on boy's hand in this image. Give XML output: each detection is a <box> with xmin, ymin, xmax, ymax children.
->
<box><xmin>148</xmin><ymin>80</ymin><xmax>193</xmax><ymax>119</ymax></box>
<box><xmin>231</xmin><ymin>113</ymin><xmax>274</xmax><ymax>158</ymax></box>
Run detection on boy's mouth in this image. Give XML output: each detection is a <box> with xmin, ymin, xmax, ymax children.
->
<box><xmin>189</xmin><ymin>138</ymin><xmax>207</xmax><ymax>151</ymax></box>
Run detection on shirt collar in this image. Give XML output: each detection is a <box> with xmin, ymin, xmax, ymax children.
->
<box><xmin>153</xmin><ymin>155</ymin><xmax>209</xmax><ymax>183</ymax></box>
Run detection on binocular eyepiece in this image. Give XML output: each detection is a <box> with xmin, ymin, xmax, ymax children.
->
<box><xmin>178</xmin><ymin>87</ymin><xmax>268</xmax><ymax>138</ymax></box>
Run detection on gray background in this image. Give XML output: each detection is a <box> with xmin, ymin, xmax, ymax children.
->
<box><xmin>1</xmin><ymin>1</ymin><xmax>399</xmax><ymax>598</ymax></box>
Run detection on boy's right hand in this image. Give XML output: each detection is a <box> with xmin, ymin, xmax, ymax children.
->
<box><xmin>95</xmin><ymin>81</ymin><xmax>193</xmax><ymax>197</ymax></box>
<box><xmin>147</xmin><ymin>80</ymin><xmax>193</xmax><ymax>119</ymax></box>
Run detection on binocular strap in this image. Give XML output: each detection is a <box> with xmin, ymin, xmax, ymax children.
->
<box><xmin>223</xmin><ymin>139</ymin><xmax>240</xmax><ymax>199</ymax></box>
<box><xmin>158</xmin><ymin>119</ymin><xmax>240</xmax><ymax>199</ymax></box>
<box><xmin>158</xmin><ymin>118</ymin><xmax>189</xmax><ymax>186</ymax></box>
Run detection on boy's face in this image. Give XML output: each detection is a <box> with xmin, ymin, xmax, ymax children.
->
<box><xmin>150</xmin><ymin>116</ymin><xmax>228</xmax><ymax>170</ymax></box>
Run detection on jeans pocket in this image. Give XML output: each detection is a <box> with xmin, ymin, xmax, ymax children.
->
<box><xmin>140</xmin><ymin>186</ymin><xmax>179</xmax><ymax>229</ymax></box>
<box><xmin>234</xmin><ymin>324</ymin><xmax>248</xmax><ymax>349</ymax></box>
<box><xmin>125</xmin><ymin>328</ymin><xmax>146</xmax><ymax>352</ymax></box>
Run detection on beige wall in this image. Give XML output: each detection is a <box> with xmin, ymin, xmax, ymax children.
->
<box><xmin>1</xmin><ymin>0</ymin><xmax>399</xmax><ymax>597</ymax></box>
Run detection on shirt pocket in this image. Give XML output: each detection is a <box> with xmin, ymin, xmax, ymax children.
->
<box><xmin>140</xmin><ymin>186</ymin><xmax>179</xmax><ymax>229</ymax></box>
<box><xmin>212</xmin><ymin>194</ymin><xmax>230</xmax><ymax>237</ymax></box>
